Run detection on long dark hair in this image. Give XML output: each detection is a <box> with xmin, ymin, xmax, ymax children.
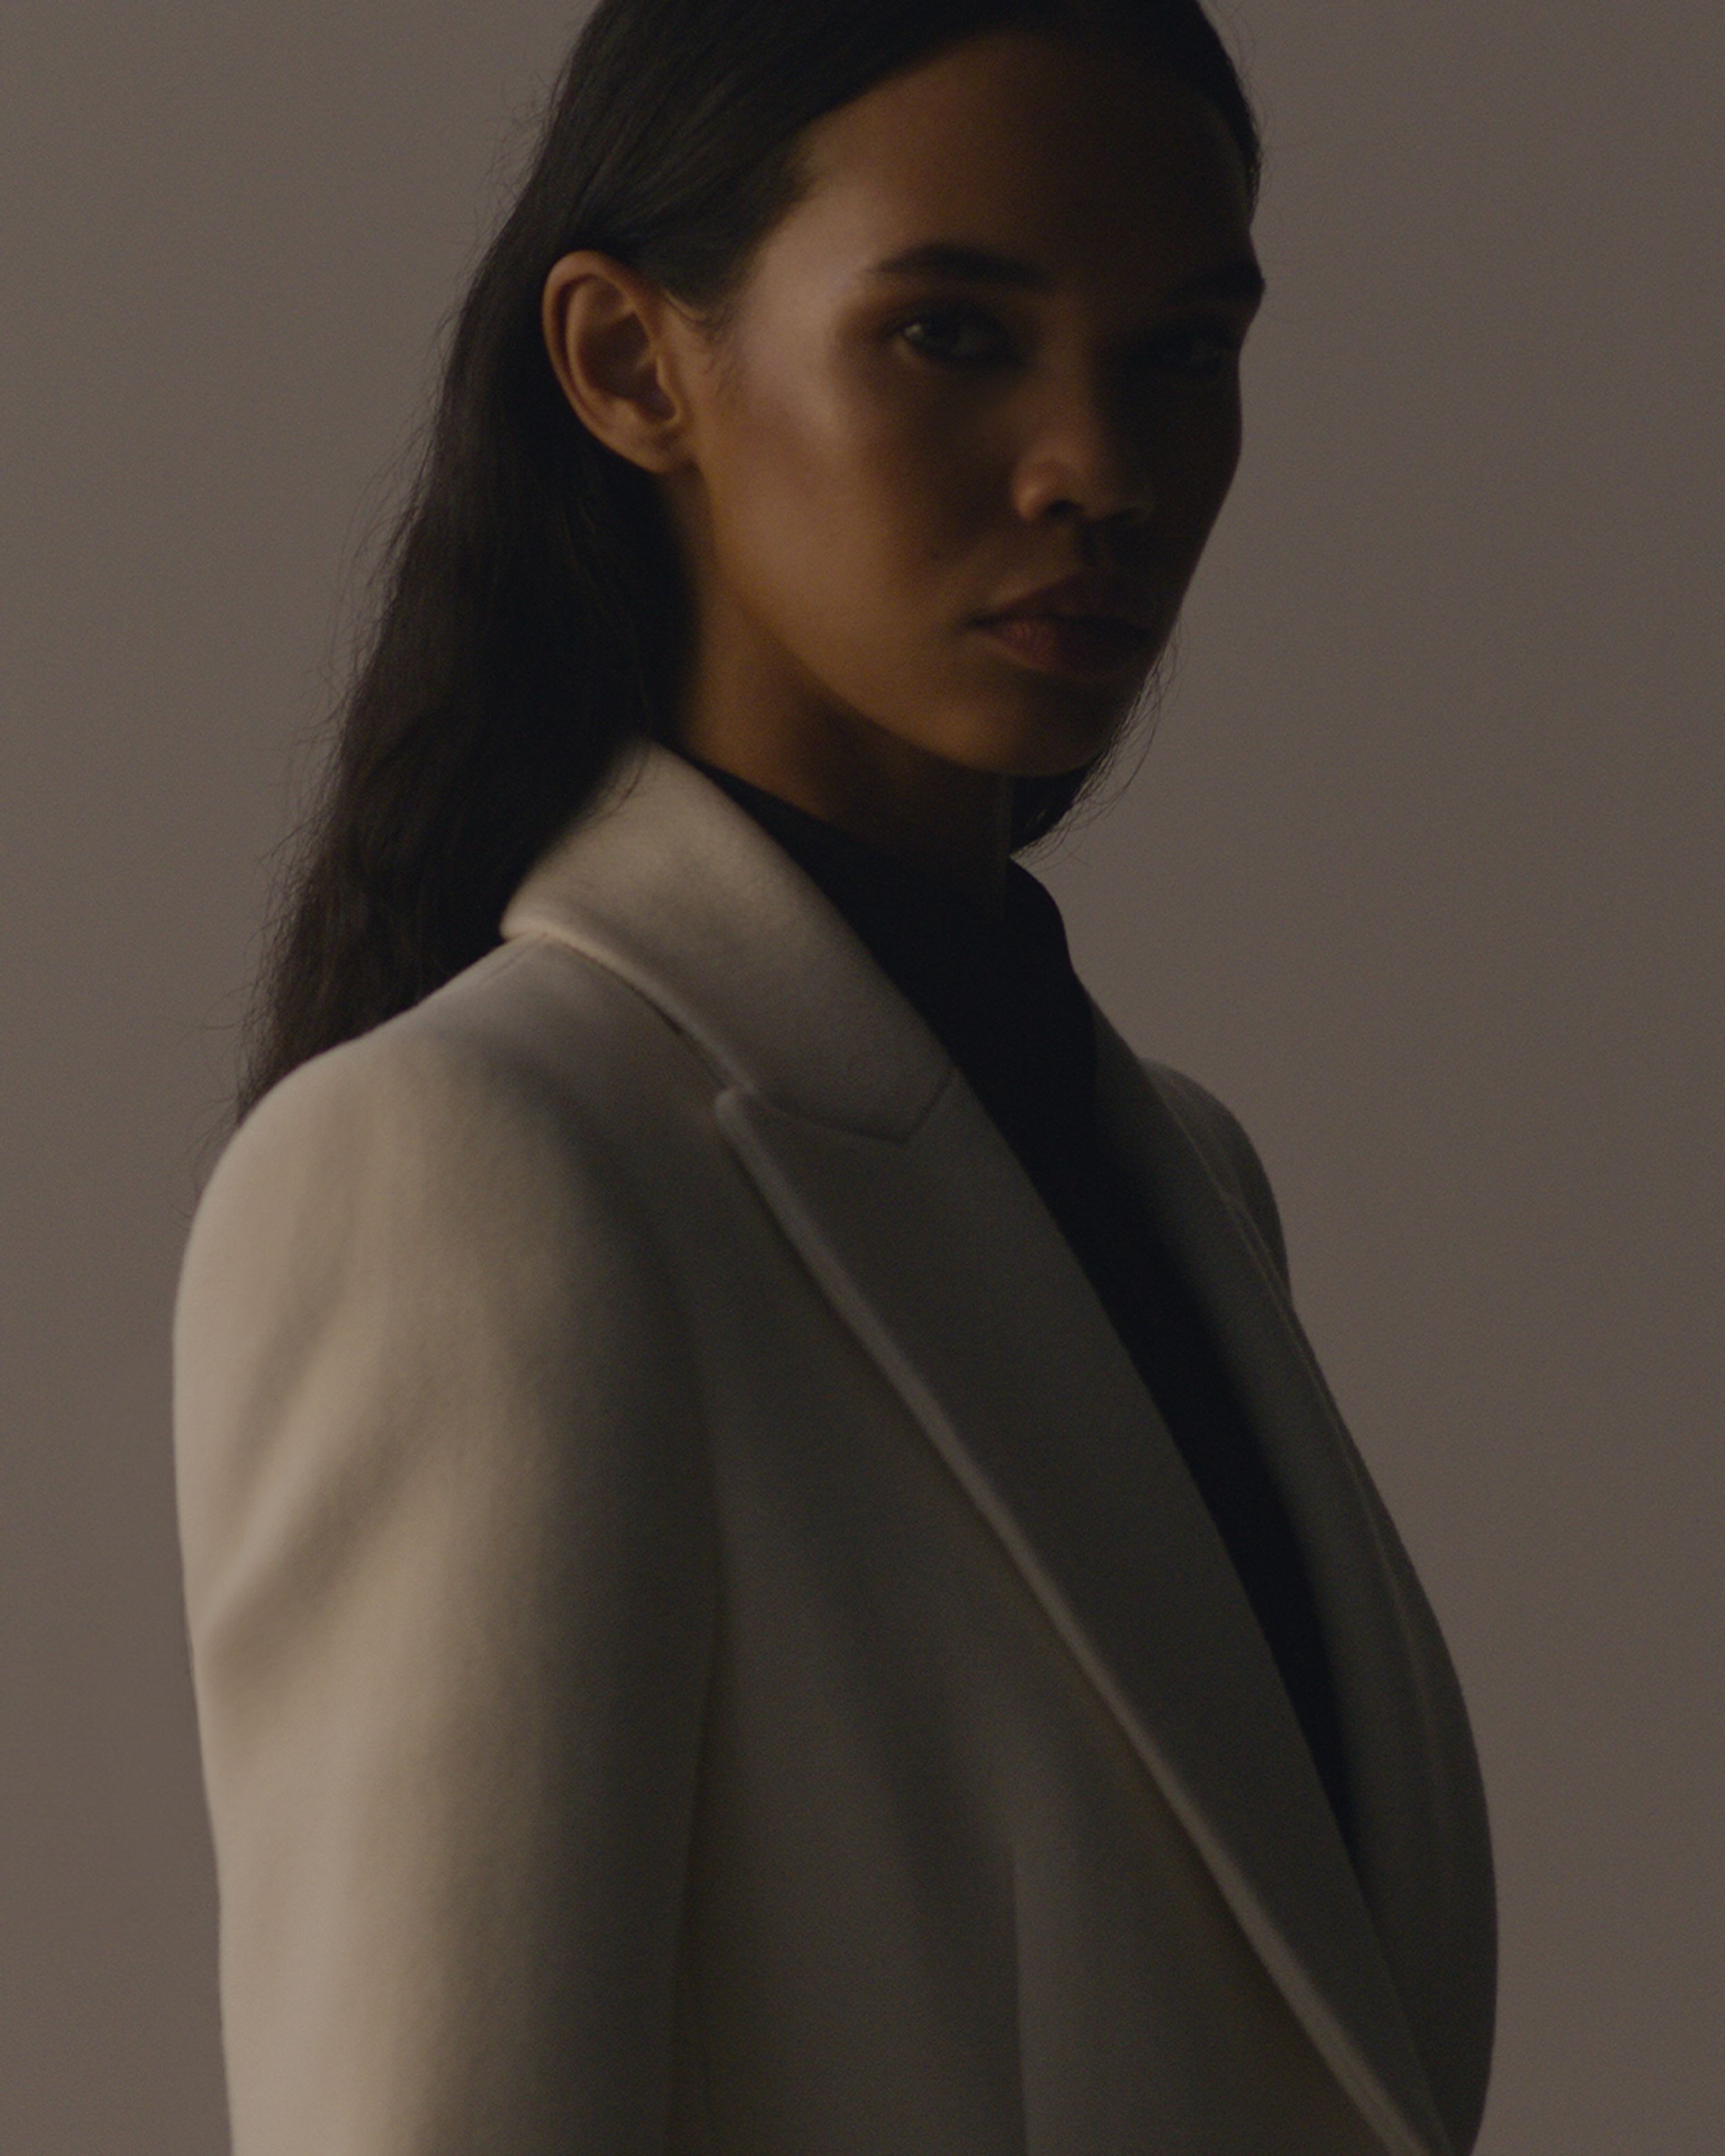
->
<box><xmin>239</xmin><ymin>0</ymin><xmax>1261</xmax><ymax>1118</ymax></box>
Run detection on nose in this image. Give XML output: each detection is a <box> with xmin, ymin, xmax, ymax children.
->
<box><xmin>1008</xmin><ymin>370</ymin><xmax>1156</xmax><ymax>533</ymax></box>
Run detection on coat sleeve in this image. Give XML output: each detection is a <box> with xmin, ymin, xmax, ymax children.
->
<box><xmin>173</xmin><ymin>1022</ymin><xmax>718</xmax><ymax>2156</ymax></box>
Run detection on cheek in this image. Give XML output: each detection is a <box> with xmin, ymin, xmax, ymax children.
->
<box><xmin>1164</xmin><ymin>395</ymin><xmax>1243</xmax><ymax>545</ymax></box>
<box><xmin>707</xmin><ymin>353</ymin><xmax>983</xmax><ymax>662</ymax></box>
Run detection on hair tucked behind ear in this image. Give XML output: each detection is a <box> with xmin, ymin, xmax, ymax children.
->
<box><xmin>238</xmin><ymin>0</ymin><xmax>1261</xmax><ymax>1120</ymax></box>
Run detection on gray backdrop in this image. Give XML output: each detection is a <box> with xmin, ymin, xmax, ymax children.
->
<box><xmin>4</xmin><ymin>3</ymin><xmax>1720</xmax><ymax>2149</ymax></box>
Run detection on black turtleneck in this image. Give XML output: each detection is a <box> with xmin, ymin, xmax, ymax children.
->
<box><xmin>687</xmin><ymin>755</ymin><xmax>1356</xmax><ymax>1861</ymax></box>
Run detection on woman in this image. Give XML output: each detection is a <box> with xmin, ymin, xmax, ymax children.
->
<box><xmin>175</xmin><ymin>3</ymin><xmax>1496</xmax><ymax>2152</ymax></box>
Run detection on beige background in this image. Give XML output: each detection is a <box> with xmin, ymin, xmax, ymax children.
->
<box><xmin>3</xmin><ymin>3</ymin><xmax>1720</xmax><ymax>2149</ymax></box>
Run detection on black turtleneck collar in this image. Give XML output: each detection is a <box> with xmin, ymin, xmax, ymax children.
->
<box><xmin>682</xmin><ymin>755</ymin><xmax>1101</xmax><ymax>1197</ymax></box>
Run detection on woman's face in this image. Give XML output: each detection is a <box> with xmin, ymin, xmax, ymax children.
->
<box><xmin>554</xmin><ymin>28</ymin><xmax>1263</xmax><ymax>842</ymax></box>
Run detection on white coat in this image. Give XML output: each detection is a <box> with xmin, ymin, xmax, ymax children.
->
<box><xmin>174</xmin><ymin>739</ymin><xmax>1495</xmax><ymax>2156</ymax></box>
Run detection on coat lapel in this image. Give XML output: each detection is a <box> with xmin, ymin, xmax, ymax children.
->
<box><xmin>1096</xmin><ymin>1021</ymin><xmax>1496</xmax><ymax>2152</ymax></box>
<box><xmin>718</xmin><ymin>1076</ymin><xmax>1452</xmax><ymax>2156</ymax></box>
<box><xmin>503</xmin><ymin>743</ymin><xmax>1459</xmax><ymax>2156</ymax></box>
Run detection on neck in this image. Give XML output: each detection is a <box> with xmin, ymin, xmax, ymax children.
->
<box><xmin>660</xmin><ymin>621</ymin><xmax>1009</xmax><ymax>905</ymax></box>
<box><xmin>681</xmin><ymin>724</ymin><xmax>1018</xmax><ymax>909</ymax></box>
<box><xmin>674</xmin><ymin>707</ymin><xmax>1015</xmax><ymax>910</ymax></box>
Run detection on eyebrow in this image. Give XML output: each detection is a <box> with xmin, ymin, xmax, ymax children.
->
<box><xmin>867</xmin><ymin>241</ymin><xmax>1267</xmax><ymax>307</ymax></box>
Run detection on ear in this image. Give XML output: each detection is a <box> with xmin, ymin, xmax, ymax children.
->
<box><xmin>542</xmin><ymin>250</ymin><xmax>696</xmax><ymax>473</ymax></box>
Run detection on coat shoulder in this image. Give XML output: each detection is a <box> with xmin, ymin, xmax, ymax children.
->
<box><xmin>203</xmin><ymin>935</ymin><xmax>715</xmax><ymax>1241</ymax></box>
<box><xmin>176</xmin><ymin>936</ymin><xmax>715</xmax><ymax>1529</ymax></box>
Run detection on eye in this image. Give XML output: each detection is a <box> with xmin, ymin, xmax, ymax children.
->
<box><xmin>894</xmin><ymin>306</ymin><xmax>1015</xmax><ymax>368</ymax></box>
<box><xmin>1141</xmin><ymin>323</ymin><xmax>1247</xmax><ymax>381</ymax></box>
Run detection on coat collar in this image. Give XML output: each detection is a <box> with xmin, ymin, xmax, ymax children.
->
<box><xmin>503</xmin><ymin>738</ymin><xmax>947</xmax><ymax>1138</ymax></box>
<box><xmin>502</xmin><ymin>740</ymin><xmax>1466</xmax><ymax>2156</ymax></box>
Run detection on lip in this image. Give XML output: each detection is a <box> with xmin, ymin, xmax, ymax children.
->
<box><xmin>974</xmin><ymin>569</ymin><xmax>1157</xmax><ymax>681</ymax></box>
<box><xmin>975</xmin><ymin>614</ymin><xmax>1154</xmax><ymax>681</ymax></box>
<box><xmin>979</xmin><ymin>568</ymin><xmax>1155</xmax><ymax>632</ymax></box>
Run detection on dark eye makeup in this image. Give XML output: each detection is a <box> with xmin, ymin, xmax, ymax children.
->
<box><xmin>1140</xmin><ymin>324</ymin><xmax>1248</xmax><ymax>379</ymax></box>
<box><xmin>891</xmin><ymin>303</ymin><xmax>1245</xmax><ymax>380</ymax></box>
<box><xmin>894</xmin><ymin>306</ymin><xmax>1015</xmax><ymax>366</ymax></box>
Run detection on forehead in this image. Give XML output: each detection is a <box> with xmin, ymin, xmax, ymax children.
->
<box><xmin>785</xmin><ymin>29</ymin><xmax>1254</xmax><ymax>293</ymax></box>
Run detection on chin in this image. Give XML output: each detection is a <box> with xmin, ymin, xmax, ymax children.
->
<box><xmin>955</xmin><ymin>698</ymin><xmax>1130</xmax><ymax>782</ymax></box>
